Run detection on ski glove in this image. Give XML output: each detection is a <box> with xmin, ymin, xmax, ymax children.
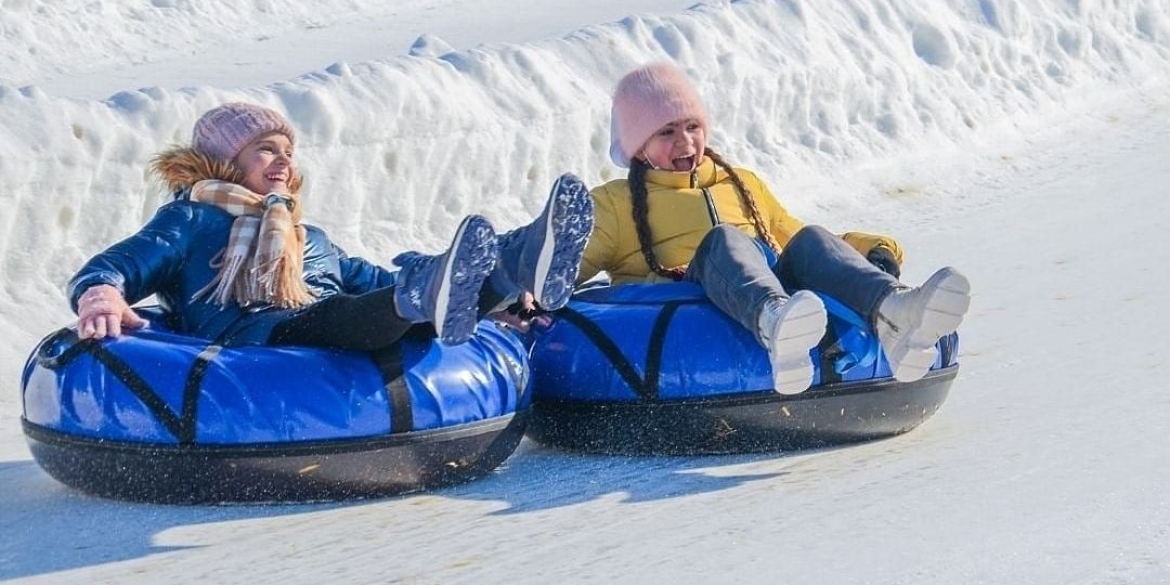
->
<box><xmin>867</xmin><ymin>246</ymin><xmax>901</xmax><ymax>279</ymax></box>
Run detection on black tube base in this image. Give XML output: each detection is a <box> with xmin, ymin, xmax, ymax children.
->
<box><xmin>23</xmin><ymin>412</ymin><xmax>528</xmax><ymax>504</ymax></box>
<box><xmin>527</xmin><ymin>367</ymin><xmax>957</xmax><ymax>455</ymax></box>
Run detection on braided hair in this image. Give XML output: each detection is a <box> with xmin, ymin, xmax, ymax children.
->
<box><xmin>629</xmin><ymin>148</ymin><xmax>782</xmax><ymax>280</ymax></box>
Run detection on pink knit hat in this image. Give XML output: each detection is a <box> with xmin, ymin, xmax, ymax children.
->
<box><xmin>192</xmin><ymin>102</ymin><xmax>296</xmax><ymax>163</ymax></box>
<box><xmin>609</xmin><ymin>62</ymin><xmax>709</xmax><ymax>168</ymax></box>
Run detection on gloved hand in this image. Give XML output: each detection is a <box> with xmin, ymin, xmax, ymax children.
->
<box><xmin>77</xmin><ymin>284</ymin><xmax>149</xmax><ymax>340</ymax></box>
<box><xmin>491</xmin><ymin>291</ymin><xmax>549</xmax><ymax>334</ymax></box>
<box><xmin>866</xmin><ymin>246</ymin><xmax>901</xmax><ymax>279</ymax></box>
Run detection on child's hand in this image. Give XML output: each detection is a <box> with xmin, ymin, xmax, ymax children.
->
<box><xmin>867</xmin><ymin>247</ymin><xmax>902</xmax><ymax>279</ymax></box>
<box><xmin>489</xmin><ymin>292</ymin><xmax>550</xmax><ymax>334</ymax></box>
<box><xmin>77</xmin><ymin>285</ymin><xmax>149</xmax><ymax>340</ymax></box>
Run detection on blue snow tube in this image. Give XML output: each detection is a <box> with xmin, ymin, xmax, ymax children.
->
<box><xmin>21</xmin><ymin>309</ymin><xmax>531</xmax><ymax>503</ymax></box>
<box><xmin>526</xmin><ymin>283</ymin><xmax>959</xmax><ymax>454</ymax></box>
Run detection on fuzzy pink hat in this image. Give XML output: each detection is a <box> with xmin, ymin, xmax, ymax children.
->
<box><xmin>192</xmin><ymin>102</ymin><xmax>296</xmax><ymax>163</ymax></box>
<box><xmin>609</xmin><ymin>62</ymin><xmax>709</xmax><ymax>168</ymax></box>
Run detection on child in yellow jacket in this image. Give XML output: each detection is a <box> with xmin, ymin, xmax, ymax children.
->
<box><xmin>579</xmin><ymin>62</ymin><xmax>971</xmax><ymax>394</ymax></box>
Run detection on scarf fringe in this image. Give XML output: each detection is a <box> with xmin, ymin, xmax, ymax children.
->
<box><xmin>193</xmin><ymin>252</ymin><xmax>247</xmax><ymax>307</ymax></box>
<box><xmin>189</xmin><ymin>180</ymin><xmax>315</xmax><ymax>310</ymax></box>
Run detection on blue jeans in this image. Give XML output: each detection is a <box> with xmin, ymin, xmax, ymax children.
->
<box><xmin>684</xmin><ymin>225</ymin><xmax>898</xmax><ymax>341</ymax></box>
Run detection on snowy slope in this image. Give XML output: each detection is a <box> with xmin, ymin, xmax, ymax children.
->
<box><xmin>1</xmin><ymin>0</ymin><xmax>701</xmax><ymax>99</ymax></box>
<box><xmin>2</xmin><ymin>0</ymin><xmax>1170</xmax><ymax>582</ymax></box>
<box><xmin>3</xmin><ymin>0</ymin><xmax>1167</xmax><ymax>403</ymax></box>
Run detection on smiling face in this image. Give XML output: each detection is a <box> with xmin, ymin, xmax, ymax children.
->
<box><xmin>637</xmin><ymin>117</ymin><xmax>707</xmax><ymax>172</ymax></box>
<box><xmin>234</xmin><ymin>131</ymin><xmax>296</xmax><ymax>194</ymax></box>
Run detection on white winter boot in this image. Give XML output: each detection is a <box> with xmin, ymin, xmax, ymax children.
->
<box><xmin>875</xmin><ymin>266</ymin><xmax>971</xmax><ymax>382</ymax></box>
<box><xmin>757</xmin><ymin>290</ymin><xmax>828</xmax><ymax>395</ymax></box>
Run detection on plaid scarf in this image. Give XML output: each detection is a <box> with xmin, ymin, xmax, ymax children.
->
<box><xmin>190</xmin><ymin>180</ymin><xmax>315</xmax><ymax>309</ymax></box>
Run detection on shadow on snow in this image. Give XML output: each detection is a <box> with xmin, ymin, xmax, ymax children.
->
<box><xmin>0</xmin><ymin>459</ymin><xmax>352</xmax><ymax>580</ymax></box>
<box><xmin>1</xmin><ymin>437</ymin><xmax>839</xmax><ymax>579</ymax></box>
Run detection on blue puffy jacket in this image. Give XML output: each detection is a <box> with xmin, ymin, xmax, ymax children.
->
<box><xmin>69</xmin><ymin>193</ymin><xmax>396</xmax><ymax>345</ymax></box>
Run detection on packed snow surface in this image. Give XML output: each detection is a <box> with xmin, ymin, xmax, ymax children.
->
<box><xmin>2</xmin><ymin>0</ymin><xmax>1169</xmax><ymax>583</ymax></box>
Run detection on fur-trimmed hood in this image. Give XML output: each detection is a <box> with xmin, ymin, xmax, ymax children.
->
<box><xmin>150</xmin><ymin>146</ymin><xmax>303</xmax><ymax>195</ymax></box>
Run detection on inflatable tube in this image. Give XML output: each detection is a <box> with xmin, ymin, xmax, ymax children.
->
<box><xmin>21</xmin><ymin>312</ymin><xmax>531</xmax><ymax>503</ymax></box>
<box><xmin>526</xmin><ymin>283</ymin><xmax>959</xmax><ymax>454</ymax></box>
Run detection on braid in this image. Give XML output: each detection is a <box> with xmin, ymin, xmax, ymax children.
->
<box><xmin>706</xmin><ymin>149</ymin><xmax>783</xmax><ymax>256</ymax></box>
<box><xmin>629</xmin><ymin>159</ymin><xmax>686</xmax><ymax>281</ymax></box>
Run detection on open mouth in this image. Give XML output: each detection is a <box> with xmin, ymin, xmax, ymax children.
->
<box><xmin>671</xmin><ymin>155</ymin><xmax>697</xmax><ymax>172</ymax></box>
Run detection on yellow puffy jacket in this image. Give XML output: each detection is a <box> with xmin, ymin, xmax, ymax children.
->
<box><xmin>577</xmin><ymin>157</ymin><xmax>902</xmax><ymax>286</ymax></box>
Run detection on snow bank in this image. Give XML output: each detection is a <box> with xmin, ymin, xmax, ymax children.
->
<box><xmin>1</xmin><ymin>0</ymin><xmax>1168</xmax><ymax>415</ymax></box>
<box><xmin>0</xmin><ymin>0</ymin><xmax>394</xmax><ymax>87</ymax></box>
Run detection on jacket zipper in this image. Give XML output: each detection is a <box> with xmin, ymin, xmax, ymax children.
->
<box><xmin>701</xmin><ymin>187</ymin><xmax>720</xmax><ymax>226</ymax></box>
<box><xmin>692</xmin><ymin>169</ymin><xmax>721</xmax><ymax>227</ymax></box>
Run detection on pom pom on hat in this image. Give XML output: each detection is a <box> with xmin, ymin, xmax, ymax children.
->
<box><xmin>192</xmin><ymin>102</ymin><xmax>296</xmax><ymax>163</ymax></box>
<box><xmin>609</xmin><ymin>62</ymin><xmax>709</xmax><ymax>168</ymax></box>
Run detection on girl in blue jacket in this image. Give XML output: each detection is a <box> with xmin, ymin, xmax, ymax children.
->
<box><xmin>70</xmin><ymin>103</ymin><xmax>593</xmax><ymax>349</ymax></box>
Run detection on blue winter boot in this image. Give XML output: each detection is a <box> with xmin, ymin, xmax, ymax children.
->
<box><xmin>493</xmin><ymin>173</ymin><xmax>594</xmax><ymax>311</ymax></box>
<box><xmin>393</xmin><ymin>215</ymin><xmax>499</xmax><ymax>345</ymax></box>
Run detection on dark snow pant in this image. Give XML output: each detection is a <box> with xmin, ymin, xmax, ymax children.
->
<box><xmin>683</xmin><ymin>225</ymin><xmax>899</xmax><ymax>343</ymax></box>
<box><xmin>265</xmin><ymin>220</ymin><xmax>539</xmax><ymax>351</ymax></box>
<box><xmin>267</xmin><ymin>287</ymin><xmax>414</xmax><ymax>351</ymax></box>
<box><xmin>267</xmin><ymin>281</ymin><xmax>508</xmax><ymax>351</ymax></box>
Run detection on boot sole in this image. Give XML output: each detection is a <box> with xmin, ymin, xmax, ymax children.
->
<box><xmin>887</xmin><ymin>267</ymin><xmax>971</xmax><ymax>382</ymax></box>
<box><xmin>434</xmin><ymin>216</ymin><xmax>499</xmax><ymax>345</ymax></box>
<box><xmin>766</xmin><ymin>291</ymin><xmax>828</xmax><ymax>395</ymax></box>
<box><xmin>531</xmin><ymin>174</ymin><xmax>594</xmax><ymax>310</ymax></box>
